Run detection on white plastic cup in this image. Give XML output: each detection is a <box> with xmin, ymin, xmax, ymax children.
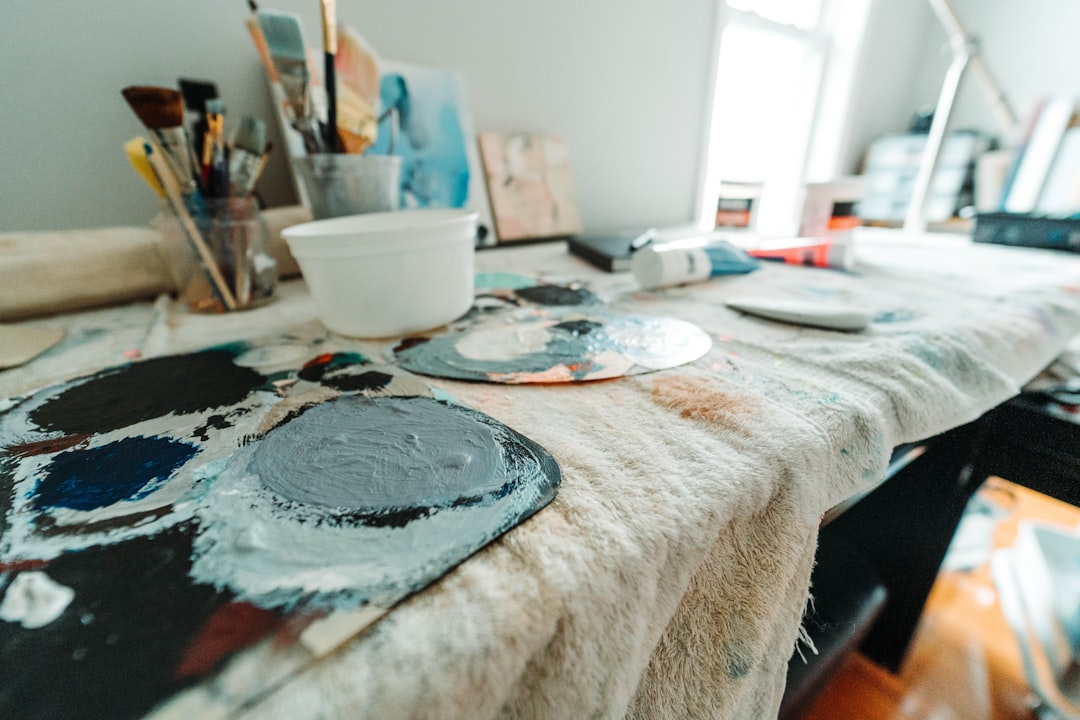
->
<box><xmin>282</xmin><ymin>209</ymin><xmax>477</xmax><ymax>338</ymax></box>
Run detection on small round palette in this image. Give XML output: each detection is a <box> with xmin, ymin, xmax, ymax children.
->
<box><xmin>393</xmin><ymin>309</ymin><xmax>713</xmax><ymax>384</ymax></box>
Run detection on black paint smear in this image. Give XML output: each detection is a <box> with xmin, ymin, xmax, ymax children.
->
<box><xmin>192</xmin><ymin>413</ymin><xmax>232</xmax><ymax>442</ymax></box>
<box><xmin>0</xmin><ymin>523</ymin><xmax>248</xmax><ymax>720</ymax></box>
<box><xmin>515</xmin><ymin>284</ymin><xmax>601</xmax><ymax>307</ymax></box>
<box><xmin>320</xmin><ymin>370</ymin><xmax>394</xmax><ymax>393</ymax></box>
<box><xmin>551</xmin><ymin>320</ymin><xmax>602</xmax><ymax>336</ymax></box>
<box><xmin>297</xmin><ymin>352</ymin><xmax>368</xmax><ymax>378</ymax></box>
<box><xmin>191</xmin><ymin>405</ymin><xmax>255</xmax><ymax>442</ymax></box>
<box><xmin>28</xmin><ymin>350</ymin><xmax>266</xmax><ymax>435</ymax></box>
<box><xmin>392</xmin><ymin>336</ymin><xmax>432</xmax><ymax>354</ymax></box>
<box><xmin>31</xmin><ymin>503</ymin><xmax>174</xmax><ymax>540</ymax></box>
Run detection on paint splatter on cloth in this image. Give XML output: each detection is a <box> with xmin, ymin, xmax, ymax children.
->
<box><xmin>2</xmin><ymin>231</ymin><xmax>1080</xmax><ymax>720</ymax></box>
<box><xmin>0</xmin><ymin>342</ymin><xmax>558</xmax><ymax>719</ymax></box>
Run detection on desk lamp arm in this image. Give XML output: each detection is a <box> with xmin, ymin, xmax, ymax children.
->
<box><xmin>903</xmin><ymin>0</ymin><xmax>1018</xmax><ymax>233</ymax></box>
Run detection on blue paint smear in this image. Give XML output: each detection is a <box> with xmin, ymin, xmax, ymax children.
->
<box><xmin>34</xmin><ymin>436</ymin><xmax>198</xmax><ymax>511</ymax></box>
<box><xmin>370</xmin><ymin>70</ymin><xmax>471</xmax><ymax>210</ymax></box>
<box><xmin>873</xmin><ymin>309</ymin><xmax>921</xmax><ymax>324</ymax></box>
<box><xmin>474</xmin><ymin>272</ymin><xmax>536</xmax><ymax>291</ymax></box>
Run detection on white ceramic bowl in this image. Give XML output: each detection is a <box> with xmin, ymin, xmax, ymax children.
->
<box><xmin>282</xmin><ymin>209</ymin><xmax>477</xmax><ymax>338</ymax></box>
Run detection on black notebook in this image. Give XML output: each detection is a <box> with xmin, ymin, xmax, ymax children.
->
<box><xmin>567</xmin><ymin>230</ymin><xmax>655</xmax><ymax>272</ymax></box>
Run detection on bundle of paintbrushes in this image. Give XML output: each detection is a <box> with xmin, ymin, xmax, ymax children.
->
<box><xmin>246</xmin><ymin>1</ymin><xmax>381</xmax><ymax>156</ymax></box>
<box><xmin>122</xmin><ymin>84</ymin><xmax>277</xmax><ymax>313</ymax></box>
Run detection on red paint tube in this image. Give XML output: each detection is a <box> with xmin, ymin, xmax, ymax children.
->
<box><xmin>745</xmin><ymin>236</ymin><xmax>855</xmax><ymax>271</ymax></box>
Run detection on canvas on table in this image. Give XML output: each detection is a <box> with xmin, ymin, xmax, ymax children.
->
<box><xmin>478</xmin><ymin>132</ymin><xmax>582</xmax><ymax>244</ymax></box>
<box><xmin>366</xmin><ymin>61</ymin><xmax>496</xmax><ymax>246</ymax></box>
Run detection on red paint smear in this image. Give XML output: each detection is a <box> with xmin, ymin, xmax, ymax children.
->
<box><xmin>175</xmin><ymin>602</ymin><xmax>284</xmax><ymax>679</ymax></box>
<box><xmin>0</xmin><ymin>558</ymin><xmax>51</xmax><ymax>573</ymax></box>
<box><xmin>302</xmin><ymin>352</ymin><xmax>335</xmax><ymax>370</ymax></box>
<box><xmin>7</xmin><ymin>434</ymin><xmax>91</xmax><ymax>458</ymax></box>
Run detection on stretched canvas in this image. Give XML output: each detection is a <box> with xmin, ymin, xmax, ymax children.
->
<box><xmin>478</xmin><ymin>132</ymin><xmax>583</xmax><ymax>243</ymax></box>
<box><xmin>367</xmin><ymin>61</ymin><xmax>496</xmax><ymax>246</ymax></box>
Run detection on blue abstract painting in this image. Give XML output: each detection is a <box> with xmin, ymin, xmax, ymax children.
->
<box><xmin>368</xmin><ymin>61</ymin><xmax>495</xmax><ymax>245</ymax></box>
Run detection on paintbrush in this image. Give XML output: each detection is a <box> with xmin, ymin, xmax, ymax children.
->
<box><xmin>143</xmin><ymin>139</ymin><xmax>238</xmax><ymax>311</ymax></box>
<box><xmin>228</xmin><ymin>116</ymin><xmax>268</xmax><ymax>197</ymax></box>
<box><xmin>121</xmin><ymin>86</ymin><xmax>203</xmax><ymax>206</ymax></box>
<box><xmin>335</xmin><ymin>23</ymin><xmax>380</xmax><ymax>153</ymax></box>
<box><xmin>124</xmin><ymin>137</ymin><xmax>165</xmax><ymax>198</ymax></box>
<box><xmin>320</xmin><ymin>0</ymin><xmax>339</xmax><ymax>151</ymax></box>
<box><xmin>251</xmin><ymin>141</ymin><xmax>273</xmax><ymax>192</ymax></box>
<box><xmin>201</xmin><ymin>98</ymin><xmax>228</xmax><ymax>197</ymax></box>
<box><xmin>178</xmin><ymin>78</ymin><xmax>219</xmax><ymax>167</ymax></box>
<box><xmin>244</xmin><ymin>8</ymin><xmax>293</xmax><ymax>125</ymax></box>
<box><xmin>257</xmin><ymin>10</ymin><xmax>324</xmax><ymax>153</ymax></box>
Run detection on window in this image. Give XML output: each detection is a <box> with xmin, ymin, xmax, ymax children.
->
<box><xmin>697</xmin><ymin>0</ymin><xmax>871</xmax><ymax>235</ymax></box>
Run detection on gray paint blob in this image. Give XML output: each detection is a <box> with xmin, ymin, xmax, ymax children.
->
<box><xmin>251</xmin><ymin>395</ymin><xmax>506</xmax><ymax>511</ymax></box>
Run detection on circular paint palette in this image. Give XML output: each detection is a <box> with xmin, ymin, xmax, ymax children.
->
<box><xmin>394</xmin><ymin>309</ymin><xmax>713</xmax><ymax>383</ymax></box>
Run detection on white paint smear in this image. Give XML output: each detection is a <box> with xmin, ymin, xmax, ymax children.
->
<box><xmin>0</xmin><ymin>571</ymin><xmax>75</xmax><ymax>629</ymax></box>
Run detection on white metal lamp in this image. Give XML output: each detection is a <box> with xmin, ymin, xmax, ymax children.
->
<box><xmin>902</xmin><ymin>0</ymin><xmax>1019</xmax><ymax>232</ymax></box>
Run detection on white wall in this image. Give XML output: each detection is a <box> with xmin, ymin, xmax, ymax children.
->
<box><xmin>833</xmin><ymin>0</ymin><xmax>935</xmax><ymax>174</ymax></box>
<box><xmin>0</xmin><ymin>0</ymin><xmax>718</xmax><ymax>233</ymax></box>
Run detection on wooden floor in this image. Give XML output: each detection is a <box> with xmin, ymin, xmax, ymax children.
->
<box><xmin>801</xmin><ymin>477</ymin><xmax>1080</xmax><ymax>720</ymax></box>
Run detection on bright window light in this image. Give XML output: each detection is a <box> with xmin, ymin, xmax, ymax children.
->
<box><xmin>707</xmin><ymin>25</ymin><xmax>816</xmax><ymax>201</ymax></box>
<box><xmin>727</xmin><ymin>0</ymin><xmax>823</xmax><ymax>30</ymax></box>
<box><xmin>697</xmin><ymin>0</ymin><xmax>870</xmax><ymax>236</ymax></box>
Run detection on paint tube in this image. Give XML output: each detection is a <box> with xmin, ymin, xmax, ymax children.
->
<box><xmin>745</xmin><ymin>235</ymin><xmax>856</xmax><ymax>271</ymax></box>
<box><xmin>631</xmin><ymin>240</ymin><xmax>759</xmax><ymax>290</ymax></box>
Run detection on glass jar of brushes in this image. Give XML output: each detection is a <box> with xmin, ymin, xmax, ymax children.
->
<box><xmin>157</xmin><ymin>196</ymin><xmax>277</xmax><ymax>313</ymax></box>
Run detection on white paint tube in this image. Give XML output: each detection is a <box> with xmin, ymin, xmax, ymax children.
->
<box><xmin>631</xmin><ymin>240</ymin><xmax>760</xmax><ymax>290</ymax></box>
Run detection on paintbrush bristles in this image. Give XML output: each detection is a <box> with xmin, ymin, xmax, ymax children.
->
<box><xmin>257</xmin><ymin>12</ymin><xmax>308</xmax><ymax>63</ymax></box>
<box><xmin>124</xmin><ymin>137</ymin><xmax>165</xmax><ymax>198</ymax></box>
<box><xmin>233</xmin><ymin>116</ymin><xmax>267</xmax><ymax>156</ymax></box>
<box><xmin>122</xmin><ymin>85</ymin><xmax>199</xmax><ymax>194</ymax></box>
<box><xmin>228</xmin><ymin>117</ymin><xmax>268</xmax><ymax>196</ymax></box>
<box><xmin>121</xmin><ymin>86</ymin><xmax>185</xmax><ymax>130</ymax></box>
<box><xmin>257</xmin><ymin>11</ymin><xmax>324</xmax><ymax>153</ymax></box>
